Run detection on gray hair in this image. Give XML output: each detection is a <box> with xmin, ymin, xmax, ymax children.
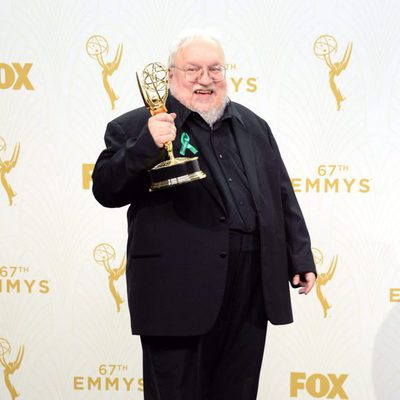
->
<box><xmin>168</xmin><ymin>29</ymin><xmax>225</xmax><ymax>67</ymax></box>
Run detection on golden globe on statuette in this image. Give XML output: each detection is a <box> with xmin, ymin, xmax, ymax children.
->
<box><xmin>136</xmin><ymin>62</ymin><xmax>206</xmax><ymax>191</ymax></box>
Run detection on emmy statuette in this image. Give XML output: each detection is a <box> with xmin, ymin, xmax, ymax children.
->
<box><xmin>136</xmin><ymin>62</ymin><xmax>206</xmax><ymax>191</ymax></box>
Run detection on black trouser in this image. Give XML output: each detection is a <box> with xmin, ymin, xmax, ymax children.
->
<box><xmin>140</xmin><ymin>231</ymin><xmax>268</xmax><ymax>400</ymax></box>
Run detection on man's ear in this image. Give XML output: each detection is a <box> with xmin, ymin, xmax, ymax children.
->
<box><xmin>168</xmin><ymin>68</ymin><xmax>174</xmax><ymax>80</ymax></box>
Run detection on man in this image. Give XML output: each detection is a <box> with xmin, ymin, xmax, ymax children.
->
<box><xmin>92</xmin><ymin>32</ymin><xmax>316</xmax><ymax>400</ymax></box>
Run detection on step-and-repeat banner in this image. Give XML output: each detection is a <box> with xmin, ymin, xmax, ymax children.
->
<box><xmin>1</xmin><ymin>0</ymin><xmax>399</xmax><ymax>399</ymax></box>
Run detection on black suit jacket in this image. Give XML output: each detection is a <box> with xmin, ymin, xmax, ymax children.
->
<box><xmin>92</xmin><ymin>97</ymin><xmax>315</xmax><ymax>336</ymax></box>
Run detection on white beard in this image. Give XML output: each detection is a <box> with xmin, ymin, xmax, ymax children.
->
<box><xmin>170</xmin><ymin>88</ymin><xmax>229</xmax><ymax>127</ymax></box>
<box><xmin>196</xmin><ymin>96</ymin><xmax>229</xmax><ymax>127</ymax></box>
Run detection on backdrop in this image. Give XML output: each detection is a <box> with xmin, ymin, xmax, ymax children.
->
<box><xmin>1</xmin><ymin>0</ymin><xmax>400</xmax><ymax>399</ymax></box>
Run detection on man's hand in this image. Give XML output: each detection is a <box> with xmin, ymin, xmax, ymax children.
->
<box><xmin>292</xmin><ymin>272</ymin><xmax>316</xmax><ymax>295</ymax></box>
<box><xmin>148</xmin><ymin>112</ymin><xmax>177</xmax><ymax>148</ymax></box>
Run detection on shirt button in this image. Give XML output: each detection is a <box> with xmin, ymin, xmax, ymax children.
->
<box><xmin>219</xmin><ymin>252</ymin><xmax>227</xmax><ymax>258</ymax></box>
<box><xmin>239</xmin><ymin>200</ymin><xmax>244</xmax><ymax>206</ymax></box>
<box><xmin>228</xmin><ymin>178</ymin><xmax>232</xmax><ymax>182</ymax></box>
<box><xmin>219</xmin><ymin>216</ymin><xmax>226</xmax><ymax>222</ymax></box>
<box><xmin>219</xmin><ymin>154</ymin><xmax>223</xmax><ymax>159</ymax></box>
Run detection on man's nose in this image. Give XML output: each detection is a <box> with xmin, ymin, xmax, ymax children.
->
<box><xmin>197</xmin><ymin>68</ymin><xmax>213</xmax><ymax>85</ymax></box>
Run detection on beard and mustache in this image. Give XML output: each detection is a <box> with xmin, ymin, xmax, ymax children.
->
<box><xmin>195</xmin><ymin>96</ymin><xmax>229</xmax><ymax>127</ymax></box>
<box><xmin>170</xmin><ymin>87</ymin><xmax>229</xmax><ymax>128</ymax></box>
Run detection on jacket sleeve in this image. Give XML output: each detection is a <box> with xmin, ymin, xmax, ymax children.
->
<box><xmin>92</xmin><ymin>118</ymin><xmax>166</xmax><ymax>208</ymax></box>
<box><xmin>266</xmin><ymin>124</ymin><xmax>316</xmax><ymax>280</ymax></box>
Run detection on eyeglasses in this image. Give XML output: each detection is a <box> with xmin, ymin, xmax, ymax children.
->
<box><xmin>170</xmin><ymin>65</ymin><xmax>226</xmax><ymax>82</ymax></box>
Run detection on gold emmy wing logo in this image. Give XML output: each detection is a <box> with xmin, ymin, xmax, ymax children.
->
<box><xmin>313</xmin><ymin>35</ymin><xmax>352</xmax><ymax>111</ymax></box>
<box><xmin>312</xmin><ymin>248</ymin><xmax>338</xmax><ymax>318</ymax></box>
<box><xmin>0</xmin><ymin>137</ymin><xmax>20</xmax><ymax>206</ymax></box>
<box><xmin>86</xmin><ymin>35</ymin><xmax>123</xmax><ymax>110</ymax></box>
<box><xmin>0</xmin><ymin>338</ymin><xmax>24</xmax><ymax>400</ymax></box>
<box><xmin>93</xmin><ymin>243</ymin><xmax>126</xmax><ymax>312</ymax></box>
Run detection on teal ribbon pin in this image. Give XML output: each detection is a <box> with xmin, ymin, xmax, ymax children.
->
<box><xmin>179</xmin><ymin>132</ymin><xmax>198</xmax><ymax>156</ymax></box>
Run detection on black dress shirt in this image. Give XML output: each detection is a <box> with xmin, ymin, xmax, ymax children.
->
<box><xmin>171</xmin><ymin>95</ymin><xmax>258</xmax><ymax>233</ymax></box>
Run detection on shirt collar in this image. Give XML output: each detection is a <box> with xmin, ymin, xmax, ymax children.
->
<box><xmin>166</xmin><ymin>93</ymin><xmax>245</xmax><ymax>128</ymax></box>
<box><xmin>223</xmin><ymin>101</ymin><xmax>245</xmax><ymax>126</ymax></box>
